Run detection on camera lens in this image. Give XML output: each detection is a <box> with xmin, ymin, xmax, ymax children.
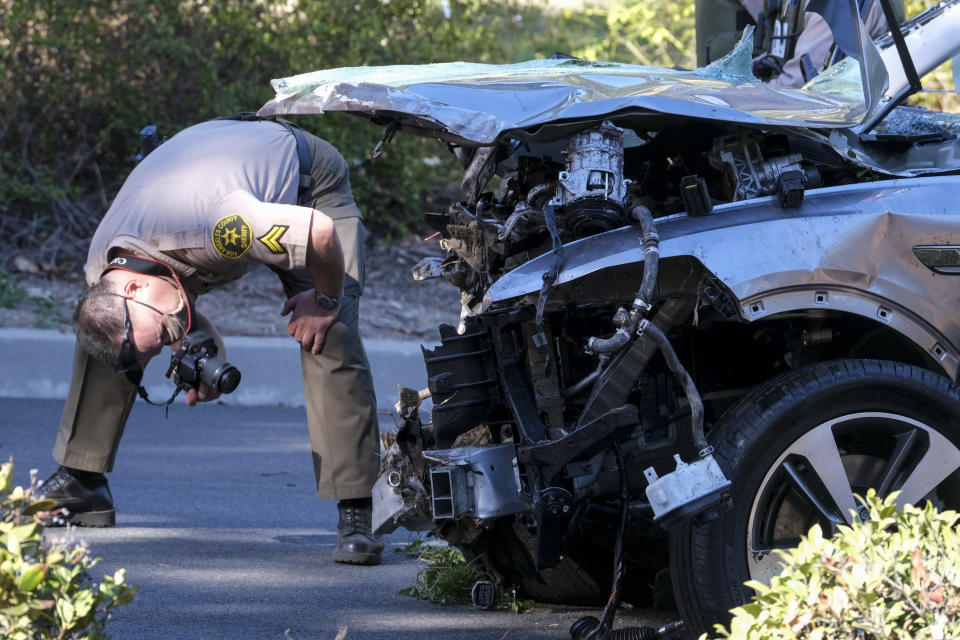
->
<box><xmin>216</xmin><ymin>366</ymin><xmax>242</xmax><ymax>393</ymax></box>
<box><xmin>197</xmin><ymin>354</ymin><xmax>242</xmax><ymax>394</ymax></box>
<box><xmin>205</xmin><ymin>359</ymin><xmax>241</xmax><ymax>393</ymax></box>
<box><xmin>172</xmin><ymin>331</ymin><xmax>242</xmax><ymax>394</ymax></box>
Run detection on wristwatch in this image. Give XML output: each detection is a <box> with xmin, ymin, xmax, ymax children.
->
<box><xmin>313</xmin><ymin>291</ymin><xmax>341</xmax><ymax>310</ymax></box>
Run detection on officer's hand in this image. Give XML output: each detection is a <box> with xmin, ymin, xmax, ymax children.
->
<box><xmin>184</xmin><ymin>381</ymin><xmax>221</xmax><ymax>406</ymax></box>
<box><xmin>281</xmin><ymin>290</ymin><xmax>339</xmax><ymax>355</ymax></box>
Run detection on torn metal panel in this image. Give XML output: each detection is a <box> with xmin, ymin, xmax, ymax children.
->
<box><xmin>373</xmin><ymin>441</ymin><xmax>434</xmax><ymax>535</ymax></box>
<box><xmin>259</xmin><ymin>31</ymin><xmax>871</xmax><ymax>146</ymax></box>
<box><xmin>424</xmin><ymin>445</ymin><xmax>531</xmax><ymax>521</ymax></box>
<box><xmin>828</xmin><ymin>107</ymin><xmax>960</xmax><ymax>176</ymax></box>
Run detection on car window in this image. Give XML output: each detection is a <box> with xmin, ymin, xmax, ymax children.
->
<box><xmin>908</xmin><ymin>54</ymin><xmax>959</xmax><ymax>113</ymax></box>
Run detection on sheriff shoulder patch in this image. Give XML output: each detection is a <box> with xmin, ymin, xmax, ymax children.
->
<box><xmin>258</xmin><ymin>224</ymin><xmax>289</xmax><ymax>255</ymax></box>
<box><xmin>212</xmin><ymin>214</ymin><xmax>252</xmax><ymax>259</ymax></box>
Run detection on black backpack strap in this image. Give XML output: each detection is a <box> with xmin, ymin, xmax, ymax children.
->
<box><xmin>286</xmin><ymin>125</ymin><xmax>314</xmax><ymax>201</ymax></box>
<box><xmin>216</xmin><ymin>112</ymin><xmax>314</xmax><ymax>200</ymax></box>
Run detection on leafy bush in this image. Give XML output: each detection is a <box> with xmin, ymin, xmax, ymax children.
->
<box><xmin>0</xmin><ymin>270</ymin><xmax>27</xmax><ymax>309</ymax></box>
<box><xmin>0</xmin><ymin>458</ymin><xmax>136</xmax><ymax>639</ymax></box>
<box><xmin>706</xmin><ymin>490</ymin><xmax>960</xmax><ymax>640</ymax></box>
<box><xmin>571</xmin><ymin>0</ymin><xmax>695</xmax><ymax>69</ymax></box>
<box><xmin>397</xmin><ymin>540</ymin><xmax>482</xmax><ymax>606</ymax></box>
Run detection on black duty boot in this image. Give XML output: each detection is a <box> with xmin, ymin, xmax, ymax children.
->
<box><xmin>332</xmin><ymin>497</ymin><xmax>384</xmax><ymax>566</ymax></box>
<box><xmin>34</xmin><ymin>466</ymin><xmax>116</xmax><ymax>527</ymax></box>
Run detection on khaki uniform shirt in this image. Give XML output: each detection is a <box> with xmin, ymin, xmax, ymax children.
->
<box><xmin>741</xmin><ymin>0</ymin><xmax>890</xmax><ymax>88</ymax></box>
<box><xmin>86</xmin><ymin>119</ymin><xmax>325</xmax><ymax>294</ymax></box>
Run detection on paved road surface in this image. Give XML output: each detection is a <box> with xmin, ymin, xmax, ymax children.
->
<box><xmin>0</xmin><ymin>398</ymin><xmax>675</xmax><ymax>640</ymax></box>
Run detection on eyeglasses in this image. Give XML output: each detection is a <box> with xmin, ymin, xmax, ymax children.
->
<box><xmin>80</xmin><ymin>292</ymin><xmax>165</xmax><ymax>374</ymax></box>
<box><xmin>117</xmin><ymin>296</ymin><xmax>138</xmax><ymax>373</ymax></box>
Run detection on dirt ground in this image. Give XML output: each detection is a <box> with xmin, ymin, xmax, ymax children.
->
<box><xmin>0</xmin><ymin>235</ymin><xmax>462</xmax><ymax>344</ymax></box>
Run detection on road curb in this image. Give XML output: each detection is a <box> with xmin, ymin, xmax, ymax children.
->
<box><xmin>0</xmin><ymin>328</ymin><xmax>429</xmax><ymax>408</ymax></box>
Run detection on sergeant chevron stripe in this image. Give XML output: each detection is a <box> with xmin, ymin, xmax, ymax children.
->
<box><xmin>258</xmin><ymin>225</ymin><xmax>289</xmax><ymax>254</ymax></box>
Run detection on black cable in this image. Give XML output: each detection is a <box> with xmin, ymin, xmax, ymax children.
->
<box><xmin>125</xmin><ymin>368</ymin><xmax>182</xmax><ymax>418</ymax></box>
<box><xmin>638</xmin><ymin>320</ymin><xmax>708</xmax><ymax>454</ymax></box>
<box><xmin>536</xmin><ymin>203</ymin><xmax>565</xmax><ymax>327</ymax></box>
<box><xmin>571</xmin><ymin>444</ymin><xmax>683</xmax><ymax>639</ymax></box>
<box><xmin>586</xmin><ymin>444</ymin><xmax>630</xmax><ymax>639</ymax></box>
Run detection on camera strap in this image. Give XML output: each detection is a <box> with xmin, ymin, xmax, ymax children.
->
<box><xmin>123</xmin><ymin>367</ymin><xmax>183</xmax><ymax>418</ymax></box>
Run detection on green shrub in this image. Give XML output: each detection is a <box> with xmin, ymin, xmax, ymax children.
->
<box><xmin>706</xmin><ymin>490</ymin><xmax>960</xmax><ymax>640</ymax></box>
<box><xmin>571</xmin><ymin>0</ymin><xmax>695</xmax><ymax>69</ymax></box>
<box><xmin>0</xmin><ymin>458</ymin><xmax>137</xmax><ymax>639</ymax></box>
<box><xmin>0</xmin><ymin>270</ymin><xmax>27</xmax><ymax>309</ymax></box>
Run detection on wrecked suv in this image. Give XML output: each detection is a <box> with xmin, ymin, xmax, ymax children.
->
<box><xmin>262</xmin><ymin>2</ymin><xmax>960</xmax><ymax>635</ymax></box>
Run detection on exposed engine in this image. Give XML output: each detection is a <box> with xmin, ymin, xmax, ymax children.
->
<box><xmin>413</xmin><ymin>119</ymin><xmax>843</xmax><ymax>322</ymax></box>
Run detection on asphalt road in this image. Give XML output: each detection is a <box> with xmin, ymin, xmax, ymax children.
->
<box><xmin>0</xmin><ymin>397</ymin><xmax>675</xmax><ymax>640</ymax></box>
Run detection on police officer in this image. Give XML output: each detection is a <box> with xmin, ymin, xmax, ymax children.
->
<box><xmin>746</xmin><ymin>0</ymin><xmax>899</xmax><ymax>87</ymax></box>
<box><xmin>36</xmin><ymin>117</ymin><xmax>384</xmax><ymax>566</ymax></box>
<box><xmin>695</xmin><ymin>0</ymin><xmax>902</xmax><ymax>87</ymax></box>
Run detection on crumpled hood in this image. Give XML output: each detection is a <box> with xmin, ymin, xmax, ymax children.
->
<box><xmin>259</xmin><ymin>30</ymin><xmax>872</xmax><ymax>146</ymax></box>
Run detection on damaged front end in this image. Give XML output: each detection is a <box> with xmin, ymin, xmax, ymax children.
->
<box><xmin>373</xmin><ymin>119</ymin><xmax>737</xmax><ymax>584</ymax></box>
<box><xmin>375</xmin><ymin>305</ymin><xmax>733</xmax><ymax>568</ymax></box>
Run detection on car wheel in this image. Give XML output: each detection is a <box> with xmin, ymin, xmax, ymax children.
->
<box><xmin>669</xmin><ymin>359</ymin><xmax>960</xmax><ymax>637</ymax></box>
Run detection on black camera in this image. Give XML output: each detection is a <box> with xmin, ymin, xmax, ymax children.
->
<box><xmin>166</xmin><ymin>331</ymin><xmax>241</xmax><ymax>394</ymax></box>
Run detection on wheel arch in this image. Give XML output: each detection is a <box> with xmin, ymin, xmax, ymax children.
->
<box><xmin>736</xmin><ymin>286</ymin><xmax>956</xmax><ymax>379</ymax></box>
<box><xmin>680</xmin><ymin>292</ymin><xmax>953</xmax><ymax>427</ymax></box>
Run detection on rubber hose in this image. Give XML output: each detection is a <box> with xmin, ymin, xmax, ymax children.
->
<box><xmin>586</xmin><ymin>205</ymin><xmax>660</xmax><ymax>356</ymax></box>
<box><xmin>640</xmin><ymin>319</ymin><xmax>709</xmax><ymax>453</ymax></box>
<box><xmin>570</xmin><ymin>617</ymin><xmax>660</xmax><ymax>640</ymax></box>
<box><xmin>586</xmin><ymin>326</ymin><xmax>632</xmax><ymax>354</ymax></box>
<box><xmin>629</xmin><ymin>204</ymin><xmax>659</xmax><ymax>314</ymax></box>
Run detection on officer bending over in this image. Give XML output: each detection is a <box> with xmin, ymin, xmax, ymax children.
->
<box><xmin>36</xmin><ymin>117</ymin><xmax>384</xmax><ymax>566</ymax></box>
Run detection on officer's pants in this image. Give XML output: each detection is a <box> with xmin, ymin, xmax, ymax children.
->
<box><xmin>53</xmin><ymin>216</ymin><xmax>380</xmax><ymax>501</ymax></box>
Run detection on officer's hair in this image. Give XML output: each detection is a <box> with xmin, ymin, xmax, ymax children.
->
<box><xmin>73</xmin><ymin>279</ymin><xmax>125</xmax><ymax>368</ymax></box>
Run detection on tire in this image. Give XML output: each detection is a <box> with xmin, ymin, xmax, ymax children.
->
<box><xmin>669</xmin><ymin>360</ymin><xmax>960</xmax><ymax>637</ymax></box>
